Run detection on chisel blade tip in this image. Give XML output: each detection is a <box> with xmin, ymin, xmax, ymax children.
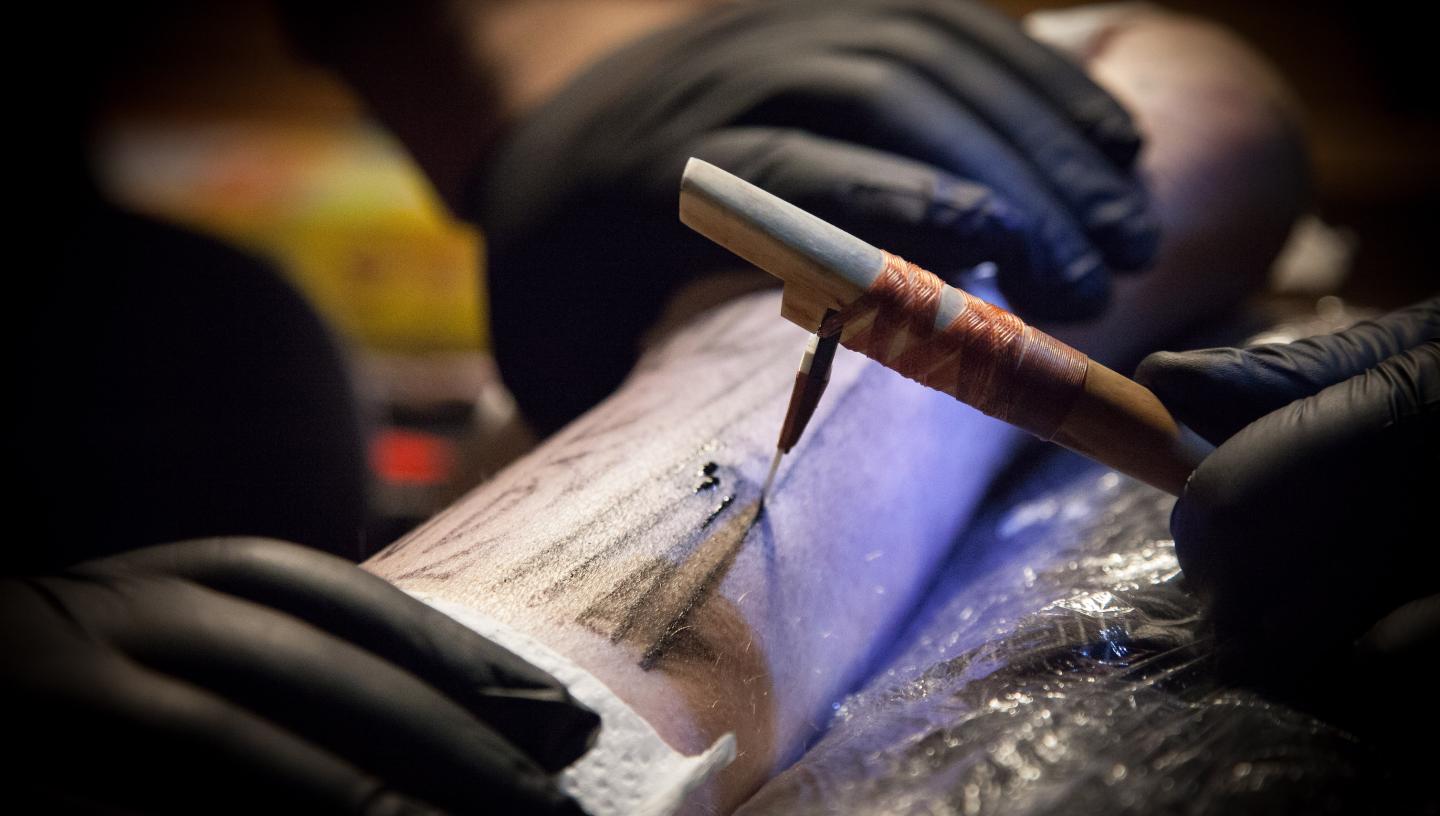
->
<box><xmin>759</xmin><ymin>448</ymin><xmax>783</xmax><ymax>505</ymax></box>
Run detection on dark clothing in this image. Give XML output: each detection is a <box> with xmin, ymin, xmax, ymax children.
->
<box><xmin>7</xmin><ymin>200</ymin><xmax>366</xmax><ymax>571</ymax></box>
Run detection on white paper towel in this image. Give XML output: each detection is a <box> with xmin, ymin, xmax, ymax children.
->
<box><xmin>412</xmin><ymin>593</ymin><xmax>736</xmax><ymax>816</ymax></box>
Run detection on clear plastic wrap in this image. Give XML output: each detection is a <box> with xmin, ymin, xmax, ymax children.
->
<box><xmin>736</xmin><ymin>445</ymin><xmax>1408</xmax><ymax>815</ymax></box>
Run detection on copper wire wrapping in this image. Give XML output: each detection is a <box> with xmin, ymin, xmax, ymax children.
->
<box><xmin>819</xmin><ymin>252</ymin><xmax>1089</xmax><ymax>439</ymax></box>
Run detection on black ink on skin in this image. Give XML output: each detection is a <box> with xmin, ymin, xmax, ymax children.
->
<box><xmin>695</xmin><ymin>461</ymin><xmax>721</xmax><ymax>492</ymax></box>
<box><xmin>702</xmin><ymin>494</ymin><xmax>735</xmax><ymax>527</ymax></box>
<box><xmin>576</xmin><ymin>555</ymin><xmax>677</xmax><ymax>643</ymax></box>
<box><xmin>574</xmin><ymin>458</ymin><xmax>764</xmax><ymax>671</ymax></box>
<box><xmin>639</xmin><ymin>498</ymin><xmax>762</xmax><ymax>670</ymax></box>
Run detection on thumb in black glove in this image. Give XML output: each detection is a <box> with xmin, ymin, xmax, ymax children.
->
<box><xmin>1135</xmin><ymin>297</ymin><xmax>1438</xmax><ymax>694</ymax></box>
<box><xmin>1</xmin><ymin>538</ymin><xmax>599</xmax><ymax>814</ymax></box>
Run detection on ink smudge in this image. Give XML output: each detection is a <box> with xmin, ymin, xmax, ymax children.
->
<box><xmin>703</xmin><ymin>494</ymin><xmax>735</xmax><ymax>527</ymax></box>
<box><xmin>640</xmin><ymin>498</ymin><xmax>762</xmax><ymax>670</ymax></box>
<box><xmin>575</xmin><ymin>492</ymin><xmax>762</xmax><ymax>672</ymax></box>
<box><xmin>576</xmin><ymin>556</ymin><xmax>676</xmax><ymax>643</ymax></box>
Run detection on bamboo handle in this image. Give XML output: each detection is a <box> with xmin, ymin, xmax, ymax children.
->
<box><xmin>679</xmin><ymin>158</ymin><xmax>1212</xmax><ymax>495</ymax></box>
<box><xmin>1051</xmin><ymin>362</ymin><xmax>1212</xmax><ymax>495</ymax></box>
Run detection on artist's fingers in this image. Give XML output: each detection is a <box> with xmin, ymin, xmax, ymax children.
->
<box><xmin>687</xmin><ymin>127</ymin><xmax>1031</xmax><ymax>279</ymax></box>
<box><xmin>6</xmin><ymin>582</ymin><xmax>442</xmax><ymax>813</ymax></box>
<box><xmin>845</xmin><ymin>0</ymin><xmax>1144</xmax><ymax>167</ymax></box>
<box><xmin>1358</xmin><ymin>594</ymin><xmax>1440</xmax><ymax>666</ymax></box>
<box><xmin>799</xmin><ymin>6</ymin><xmax>1157</xmax><ymax>271</ymax></box>
<box><xmin>716</xmin><ymin>52</ymin><xmax>1110</xmax><ymax>317</ymax></box>
<box><xmin>69</xmin><ymin>574</ymin><xmax>581</xmax><ymax>814</ymax></box>
<box><xmin>695</xmin><ymin>0</ymin><xmax>1143</xmax><ymax>166</ymax></box>
<box><xmin>98</xmin><ymin>538</ymin><xmax>599</xmax><ymax>771</ymax></box>
<box><xmin>1136</xmin><ymin>297</ymin><xmax>1440</xmax><ymax>444</ymax></box>
<box><xmin>647</xmin><ymin>5</ymin><xmax>1154</xmax><ymax>273</ymax></box>
<box><xmin>1172</xmin><ymin>341</ymin><xmax>1440</xmax><ymax>651</ymax></box>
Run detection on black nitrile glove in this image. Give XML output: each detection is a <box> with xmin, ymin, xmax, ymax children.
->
<box><xmin>1</xmin><ymin>538</ymin><xmax>598</xmax><ymax>814</ymax></box>
<box><xmin>469</xmin><ymin>0</ymin><xmax>1159</xmax><ymax>432</ymax></box>
<box><xmin>1135</xmin><ymin>297</ymin><xmax>1439</xmax><ymax>681</ymax></box>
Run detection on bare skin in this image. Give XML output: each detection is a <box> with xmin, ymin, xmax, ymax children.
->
<box><xmin>361</xmin><ymin>6</ymin><xmax>1305</xmax><ymax>814</ymax></box>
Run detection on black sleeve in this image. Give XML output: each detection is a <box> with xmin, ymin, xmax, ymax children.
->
<box><xmin>7</xmin><ymin>201</ymin><xmax>367</xmax><ymax>571</ymax></box>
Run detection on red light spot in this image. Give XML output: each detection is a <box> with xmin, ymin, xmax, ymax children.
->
<box><xmin>371</xmin><ymin>429</ymin><xmax>455</xmax><ymax>485</ymax></box>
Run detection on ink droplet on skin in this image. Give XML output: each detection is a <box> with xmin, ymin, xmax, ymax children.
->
<box><xmin>695</xmin><ymin>461</ymin><xmax>721</xmax><ymax>492</ymax></box>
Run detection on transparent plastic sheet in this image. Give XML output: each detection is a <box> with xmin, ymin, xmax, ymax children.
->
<box><xmin>737</xmin><ymin>457</ymin><xmax>1383</xmax><ymax>815</ymax></box>
<box><xmin>737</xmin><ymin>304</ymin><xmax>1423</xmax><ymax>816</ymax></box>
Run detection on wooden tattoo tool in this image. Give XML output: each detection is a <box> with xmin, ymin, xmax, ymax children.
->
<box><xmin>679</xmin><ymin>159</ymin><xmax>1213</xmax><ymax>497</ymax></box>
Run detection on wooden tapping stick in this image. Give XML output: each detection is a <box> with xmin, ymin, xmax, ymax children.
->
<box><xmin>679</xmin><ymin>159</ymin><xmax>1213</xmax><ymax>496</ymax></box>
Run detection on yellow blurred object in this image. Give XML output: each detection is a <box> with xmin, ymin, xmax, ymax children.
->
<box><xmin>97</xmin><ymin>119</ymin><xmax>488</xmax><ymax>353</ymax></box>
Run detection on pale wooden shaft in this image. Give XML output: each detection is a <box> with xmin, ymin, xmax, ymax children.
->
<box><xmin>680</xmin><ymin>159</ymin><xmax>881</xmax><ymax>330</ymax></box>
<box><xmin>1052</xmin><ymin>362</ymin><xmax>1212</xmax><ymax>495</ymax></box>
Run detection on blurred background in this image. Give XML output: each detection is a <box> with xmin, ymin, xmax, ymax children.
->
<box><xmin>88</xmin><ymin>1</ymin><xmax>1437</xmax><ymax>541</ymax></box>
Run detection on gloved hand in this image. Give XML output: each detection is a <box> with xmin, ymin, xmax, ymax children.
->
<box><xmin>1135</xmin><ymin>297</ymin><xmax>1438</xmax><ymax>679</ymax></box>
<box><xmin>1</xmin><ymin>538</ymin><xmax>598</xmax><ymax>814</ymax></box>
<box><xmin>467</xmin><ymin>0</ymin><xmax>1159</xmax><ymax>432</ymax></box>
